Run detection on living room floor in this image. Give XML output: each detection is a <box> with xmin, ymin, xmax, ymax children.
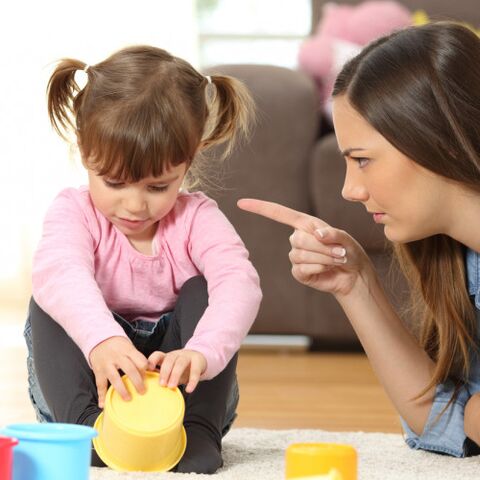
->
<box><xmin>0</xmin><ymin>306</ymin><xmax>402</xmax><ymax>433</ymax></box>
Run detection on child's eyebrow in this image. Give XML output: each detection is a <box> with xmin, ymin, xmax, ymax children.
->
<box><xmin>149</xmin><ymin>175</ymin><xmax>179</xmax><ymax>184</ymax></box>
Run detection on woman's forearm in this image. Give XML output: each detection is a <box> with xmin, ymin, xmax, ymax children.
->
<box><xmin>335</xmin><ymin>265</ymin><xmax>436</xmax><ymax>435</ymax></box>
<box><xmin>465</xmin><ymin>393</ymin><xmax>480</xmax><ymax>445</ymax></box>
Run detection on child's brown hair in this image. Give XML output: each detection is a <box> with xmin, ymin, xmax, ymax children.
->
<box><xmin>47</xmin><ymin>45</ymin><xmax>254</xmax><ymax>187</ymax></box>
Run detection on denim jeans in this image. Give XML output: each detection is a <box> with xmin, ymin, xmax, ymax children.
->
<box><xmin>24</xmin><ymin>307</ymin><xmax>238</xmax><ymax>436</ymax></box>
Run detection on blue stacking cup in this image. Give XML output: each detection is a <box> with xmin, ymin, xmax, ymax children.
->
<box><xmin>1</xmin><ymin>423</ymin><xmax>97</xmax><ymax>480</ymax></box>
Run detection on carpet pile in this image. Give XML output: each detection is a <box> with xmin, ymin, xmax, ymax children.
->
<box><xmin>90</xmin><ymin>428</ymin><xmax>480</xmax><ymax>479</ymax></box>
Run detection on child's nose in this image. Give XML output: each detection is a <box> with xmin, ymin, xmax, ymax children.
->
<box><xmin>125</xmin><ymin>192</ymin><xmax>147</xmax><ymax>214</ymax></box>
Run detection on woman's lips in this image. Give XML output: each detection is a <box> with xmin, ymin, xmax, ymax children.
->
<box><xmin>373</xmin><ymin>213</ymin><xmax>385</xmax><ymax>223</ymax></box>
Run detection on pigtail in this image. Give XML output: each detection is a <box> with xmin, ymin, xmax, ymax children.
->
<box><xmin>47</xmin><ymin>58</ymin><xmax>88</xmax><ymax>141</ymax></box>
<box><xmin>201</xmin><ymin>75</ymin><xmax>255</xmax><ymax>158</ymax></box>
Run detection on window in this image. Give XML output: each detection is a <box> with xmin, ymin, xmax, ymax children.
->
<box><xmin>197</xmin><ymin>0</ymin><xmax>311</xmax><ymax>68</ymax></box>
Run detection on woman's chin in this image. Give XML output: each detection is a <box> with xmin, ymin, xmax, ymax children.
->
<box><xmin>384</xmin><ymin>226</ymin><xmax>420</xmax><ymax>244</ymax></box>
<box><xmin>383</xmin><ymin>226</ymin><xmax>403</xmax><ymax>243</ymax></box>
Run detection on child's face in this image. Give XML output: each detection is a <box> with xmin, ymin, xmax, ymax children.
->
<box><xmin>332</xmin><ymin>95</ymin><xmax>455</xmax><ymax>244</ymax></box>
<box><xmin>87</xmin><ymin>163</ymin><xmax>187</xmax><ymax>242</ymax></box>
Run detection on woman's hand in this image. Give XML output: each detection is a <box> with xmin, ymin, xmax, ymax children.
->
<box><xmin>89</xmin><ymin>336</ymin><xmax>149</xmax><ymax>408</ymax></box>
<box><xmin>237</xmin><ymin>198</ymin><xmax>372</xmax><ymax>297</ymax></box>
<box><xmin>147</xmin><ymin>349</ymin><xmax>207</xmax><ymax>393</ymax></box>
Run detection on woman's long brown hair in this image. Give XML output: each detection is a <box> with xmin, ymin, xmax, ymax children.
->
<box><xmin>333</xmin><ymin>22</ymin><xmax>480</xmax><ymax>401</ymax></box>
<box><xmin>46</xmin><ymin>45</ymin><xmax>254</xmax><ymax>187</ymax></box>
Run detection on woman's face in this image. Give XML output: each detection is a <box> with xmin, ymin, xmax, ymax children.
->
<box><xmin>332</xmin><ymin>95</ymin><xmax>454</xmax><ymax>243</ymax></box>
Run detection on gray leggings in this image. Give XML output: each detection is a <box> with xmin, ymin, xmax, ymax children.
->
<box><xmin>25</xmin><ymin>276</ymin><xmax>239</xmax><ymax>468</ymax></box>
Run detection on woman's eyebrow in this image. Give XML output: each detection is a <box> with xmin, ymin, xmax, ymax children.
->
<box><xmin>341</xmin><ymin>147</ymin><xmax>367</xmax><ymax>157</ymax></box>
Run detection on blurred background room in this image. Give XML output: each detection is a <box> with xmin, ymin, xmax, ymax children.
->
<box><xmin>5</xmin><ymin>0</ymin><xmax>477</xmax><ymax>435</ymax></box>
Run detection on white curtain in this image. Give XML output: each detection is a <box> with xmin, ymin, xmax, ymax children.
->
<box><xmin>0</xmin><ymin>0</ymin><xmax>198</xmax><ymax>305</ymax></box>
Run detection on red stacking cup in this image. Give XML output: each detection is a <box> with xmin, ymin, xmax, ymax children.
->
<box><xmin>0</xmin><ymin>435</ymin><xmax>18</xmax><ymax>480</ymax></box>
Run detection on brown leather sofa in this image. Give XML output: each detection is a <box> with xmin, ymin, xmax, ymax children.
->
<box><xmin>204</xmin><ymin>0</ymin><xmax>480</xmax><ymax>348</ymax></box>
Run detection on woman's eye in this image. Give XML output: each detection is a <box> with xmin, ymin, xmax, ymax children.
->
<box><xmin>149</xmin><ymin>185</ymin><xmax>169</xmax><ymax>192</ymax></box>
<box><xmin>351</xmin><ymin>157</ymin><xmax>369</xmax><ymax>168</ymax></box>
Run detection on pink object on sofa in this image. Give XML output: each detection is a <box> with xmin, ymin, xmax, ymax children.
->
<box><xmin>298</xmin><ymin>1</ymin><xmax>412</xmax><ymax>119</ymax></box>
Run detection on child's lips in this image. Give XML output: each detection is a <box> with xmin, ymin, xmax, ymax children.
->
<box><xmin>117</xmin><ymin>217</ymin><xmax>149</xmax><ymax>229</ymax></box>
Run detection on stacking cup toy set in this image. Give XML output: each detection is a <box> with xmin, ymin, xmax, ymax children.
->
<box><xmin>0</xmin><ymin>424</ymin><xmax>96</xmax><ymax>480</ymax></box>
<box><xmin>1</xmin><ymin>371</ymin><xmax>186</xmax><ymax>478</ymax></box>
<box><xmin>285</xmin><ymin>443</ymin><xmax>358</xmax><ymax>480</ymax></box>
<box><xmin>94</xmin><ymin>370</ymin><xmax>186</xmax><ymax>472</ymax></box>
<box><xmin>0</xmin><ymin>436</ymin><xmax>18</xmax><ymax>480</ymax></box>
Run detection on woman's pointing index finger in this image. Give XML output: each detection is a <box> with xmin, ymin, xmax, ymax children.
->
<box><xmin>237</xmin><ymin>198</ymin><xmax>327</xmax><ymax>233</ymax></box>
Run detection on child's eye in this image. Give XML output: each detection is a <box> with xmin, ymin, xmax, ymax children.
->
<box><xmin>103</xmin><ymin>179</ymin><xmax>125</xmax><ymax>189</ymax></box>
<box><xmin>351</xmin><ymin>157</ymin><xmax>370</xmax><ymax>168</ymax></box>
<box><xmin>149</xmin><ymin>185</ymin><xmax>169</xmax><ymax>193</ymax></box>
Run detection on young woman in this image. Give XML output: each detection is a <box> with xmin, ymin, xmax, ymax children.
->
<box><xmin>239</xmin><ymin>22</ymin><xmax>480</xmax><ymax>457</ymax></box>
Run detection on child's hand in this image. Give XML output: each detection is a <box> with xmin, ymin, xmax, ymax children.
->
<box><xmin>89</xmin><ymin>336</ymin><xmax>149</xmax><ymax>408</ymax></box>
<box><xmin>147</xmin><ymin>349</ymin><xmax>207</xmax><ymax>393</ymax></box>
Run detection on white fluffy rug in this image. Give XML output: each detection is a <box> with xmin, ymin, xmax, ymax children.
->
<box><xmin>90</xmin><ymin>428</ymin><xmax>480</xmax><ymax>479</ymax></box>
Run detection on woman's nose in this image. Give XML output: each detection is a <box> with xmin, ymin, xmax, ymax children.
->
<box><xmin>341</xmin><ymin>170</ymin><xmax>368</xmax><ymax>203</ymax></box>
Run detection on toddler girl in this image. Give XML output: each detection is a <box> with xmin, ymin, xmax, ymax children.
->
<box><xmin>25</xmin><ymin>45</ymin><xmax>262</xmax><ymax>473</ymax></box>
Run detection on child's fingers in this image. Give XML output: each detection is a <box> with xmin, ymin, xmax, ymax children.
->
<box><xmin>159</xmin><ymin>353</ymin><xmax>178</xmax><ymax>387</ymax></box>
<box><xmin>95</xmin><ymin>374</ymin><xmax>108</xmax><ymax>409</ymax></box>
<box><xmin>148</xmin><ymin>351</ymin><xmax>166</xmax><ymax>370</ymax></box>
<box><xmin>185</xmin><ymin>361</ymin><xmax>203</xmax><ymax>393</ymax></box>
<box><xmin>120</xmin><ymin>360</ymin><xmax>146</xmax><ymax>395</ymax></box>
<box><xmin>130</xmin><ymin>350</ymin><xmax>149</xmax><ymax>374</ymax></box>
<box><xmin>106</xmin><ymin>367</ymin><xmax>131</xmax><ymax>402</ymax></box>
<box><xmin>167</xmin><ymin>356</ymin><xmax>190</xmax><ymax>388</ymax></box>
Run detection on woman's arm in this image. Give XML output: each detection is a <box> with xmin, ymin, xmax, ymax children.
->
<box><xmin>464</xmin><ymin>393</ymin><xmax>480</xmax><ymax>445</ymax></box>
<box><xmin>334</xmin><ymin>256</ymin><xmax>435</xmax><ymax>435</ymax></box>
<box><xmin>238</xmin><ymin>198</ymin><xmax>435</xmax><ymax>435</ymax></box>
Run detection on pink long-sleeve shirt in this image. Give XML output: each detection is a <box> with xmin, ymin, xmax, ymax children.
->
<box><xmin>32</xmin><ymin>186</ymin><xmax>262</xmax><ymax>380</ymax></box>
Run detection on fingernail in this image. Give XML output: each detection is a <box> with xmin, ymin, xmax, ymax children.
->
<box><xmin>334</xmin><ymin>256</ymin><xmax>347</xmax><ymax>264</ymax></box>
<box><xmin>316</xmin><ymin>228</ymin><xmax>327</xmax><ymax>238</ymax></box>
<box><xmin>332</xmin><ymin>247</ymin><xmax>346</xmax><ymax>257</ymax></box>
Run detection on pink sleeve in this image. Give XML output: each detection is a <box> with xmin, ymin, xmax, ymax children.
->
<box><xmin>183</xmin><ymin>195</ymin><xmax>262</xmax><ymax>379</ymax></box>
<box><xmin>32</xmin><ymin>189</ymin><xmax>128</xmax><ymax>364</ymax></box>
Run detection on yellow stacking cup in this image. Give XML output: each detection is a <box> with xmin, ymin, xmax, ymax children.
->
<box><xmin>93</xmin><ymin>371</ymin><xmax>186</xmax><ymax>472</ymax></box>
<box><xmin>285</xmin><ymin>443</ymin><xmax>357</xmax><ymax>480</ymax></box>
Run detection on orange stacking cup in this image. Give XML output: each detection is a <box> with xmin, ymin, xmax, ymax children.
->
<box><xmin>93</xmin><ymin>371</ymin><xmax>186</xmax><ymax>472</ymax></box>
<box><xmin>285</xmin><ymin>443</ymin><xmax>357</xmax><ymax>480</ymax></box>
